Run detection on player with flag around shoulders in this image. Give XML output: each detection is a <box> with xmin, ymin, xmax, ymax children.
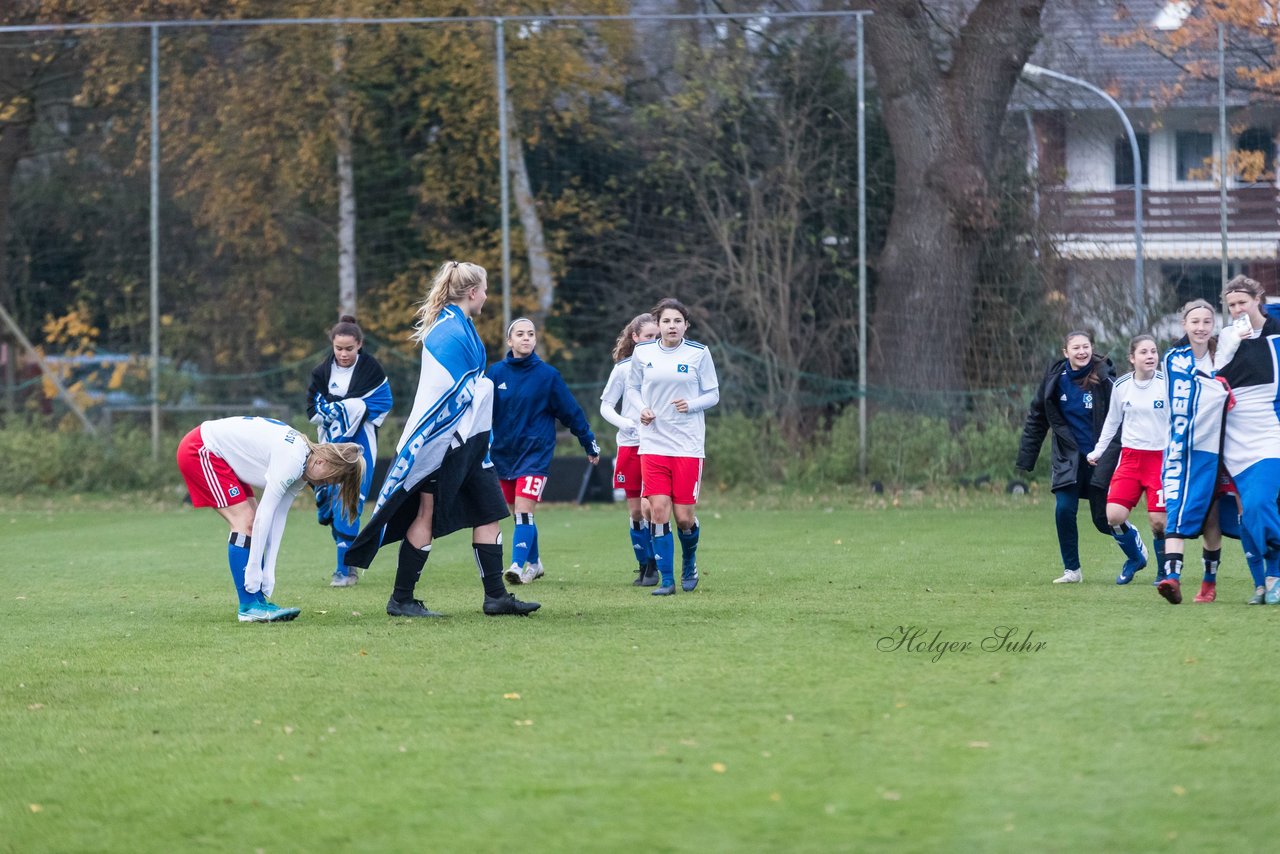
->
<box><xmin>1085</xmin><ymin>335</ymin><xmax>1168</xmax><ymax>587</ymax></box>
<box><xmin>1016</xmin><ymin>331</ymin><xmax>1123</xmax><ymax>584</ymax></box>
<box><xmin>601</xmin><ymin>313</ymin><xmax>660</xmax><ymax>586</ymax></box>
<box><xmin>343</xmin><ymin>260</ymin><xmax>539</xmax><ymax>618</ymax></box>
<box><xmin>176</xmin><ymin>416</ymin><xmax>366</xmax><ymax>623</ymax></box>
<box><xmin>626</xmin><ymin>297</ymin><xmax>720</xmax><ymax>596</ymax></box>
<box><xmin>486</xmin><ymin>317</ymin><xmax>600</xmax><ymax>586</ymax></box>
<box><xmin>306</xmin><ymin>315</ymin><xmax>392</xmax><ymax>588</ymax></box>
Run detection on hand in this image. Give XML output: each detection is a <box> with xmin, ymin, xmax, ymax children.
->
<box><xmin>640</xmin><ymin>408</ymin><xmax>656</xmax><ymax>425</ymax></box>
<box><xmin>1086</xmin><ymin>453</ymin><xmax>1099</xmax><ymax>466</ymax></box>
<box><xmin>588</xmin><ymin>455</ymin><xmax>600</xmax><ymax>466</ymax></box>
<box><xmin>314</xmin><ymin>396</ymin><xmax>339</xmax><ymax>424</ymax></box>
<box><xmin>671</xmin><ymin>399</ymin><xmax>689</xmax><ymax>413</ymax></box>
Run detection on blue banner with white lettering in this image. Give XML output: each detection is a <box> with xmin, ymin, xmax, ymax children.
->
<box><xmin>1162</xmin><ymin>345</ymin><xmax>1229</xmax><ymax>538</ymax></box>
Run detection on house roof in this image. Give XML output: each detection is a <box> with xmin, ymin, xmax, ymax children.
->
<box><xmin>1018</xmin><ymin>0</ymin><xmax>1259</xmax><ymax>111</ymax></box>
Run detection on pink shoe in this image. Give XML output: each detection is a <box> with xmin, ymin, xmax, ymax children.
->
<box><xmin>1193</xmin><ymin>581</ymin><xmax>1216</xmax><ymax>603</ymax></box>
<box><xmin>1156</xmin><ymin>577</ymin><xmax>1183</xmax><ymax>605</ymax></box>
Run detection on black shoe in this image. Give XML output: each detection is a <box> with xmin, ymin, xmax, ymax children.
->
<box><xmin>635</xmin><ymin>559</ymin><xmax>660</xmax><ymax>587</ymax></box>
<box><xmin>482</xmin><ymin>592</ymin><xmax>541</xmax><ymax>616</ymax></box>
<box><xmin>386</xmin><ymin>597</ymin><xmax>444</xmax><ymax>618</ymax></box>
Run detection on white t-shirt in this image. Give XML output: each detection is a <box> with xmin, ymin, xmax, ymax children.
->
<box><xmin>327</xmin><ymin>356</ymin><xmax>357</xmax><ymax>398</ymax></box>
<box><xmin>600</xmin><ymin>359</ymin><xmax>641</xmax><ymax>448</ymax></box>
<box><xmin>200</xmin><ymin>416</ymin><xmax>310</xmax><ymax>596</ymax></box>
<box><xmin>625</xmin><ymin>338</ymin><xmax>720</xmax><ymax>458</ymax></box>
<box><xmin>1090</xmin><ymin>371</ymin><xmax>1168</xmax><ymax>456</ymax></box>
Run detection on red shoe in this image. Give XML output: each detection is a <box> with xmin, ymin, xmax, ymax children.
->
<box><xmin>1193</xmin><ymin>581</ymin><xmax>1217</xmax><ymax>603</ymax></box>
<box><xmin>1156</xmin><ymin>577</ymin><xmax>1183</xmax><ymax>605</ymax></box>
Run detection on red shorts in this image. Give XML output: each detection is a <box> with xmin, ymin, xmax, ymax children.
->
<box><xmin>176</xmin><ymin>426</ymin><xmax>255</xmax><ymax>509</ymax></box>
<box><xmin>501</xmin><ymin>475</ymin><xmax>548</xmax><ymax>504</ymax></box>
<box><xmin>1106</xmin><ymin>448</ymin><xmax>1164</xmax><ymax>512</ymax></box>
<box><xmin>641</xmin><ymin>454</ymin><xmax>703</xmax><ymax>505</ymax></box>
<box><xmin>613</xmin><ymin>446</ymin><xmax>643</xmax><ymax>499</ymax></box>
<box><xmin>1216</xmin><ymin>470</ymin><xmax>1239</xmax><ymax>497</ymax></box>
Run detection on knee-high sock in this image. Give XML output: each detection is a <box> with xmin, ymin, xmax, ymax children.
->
<box><xmin>228</xmin><ymin>533</ymin><xmax>255</xmax><ymax>607</ymax></box>
<box><xmin>1110</xmin><ymin>523</ymin><xmax>1146</xmax><ymax>563</ymax></box>
<box><xmin>334</xmin><ymin>536</ymin><xmax>353</xmax><ymax>576</ymax></box>
<box><xmin>1154</xmin><ymin>537</ymin><xmax>1166</xmax><ymax>579</ymax></box>
<box><xmin>473</xmin><ymin>542</ymin><xmax>508</xmax><ymax>598</ymax></box>
<box><xmin>630</xmin><ymin>519</ymin><xmax>652</xmax><ymax>569</ymax></box>
<box><xmin>678</xmin><ymin>520</ymin><xmax>700</xmax><ymax>573</ymax></box>
<box><xmin>1201</xmin><ymin>548</ymin><xmax>1220</xmax><ymax>583</ymax></box>
<box><xmin>511</xmin><ymin>513</ymin><xmax>536</xmax><ymax>568</ymax></box>
<box><xmin>1246</xmin><ymin>551</ymin><xmax>1266</xmax><ymax>587</ymax></box>
<box><xmin>393</xmin><ymin>540</ymin><xmax>431</xmax><ymax>602</ymax></box>
<box><xmin>652</xmin><ymin>521</ymin><xmax>675</xmax><ymax>587</ymax></box>
<box><xmin>528</xmin><ymin>524</ymin><xmax>540</xmax><ymax>566</ymax></box>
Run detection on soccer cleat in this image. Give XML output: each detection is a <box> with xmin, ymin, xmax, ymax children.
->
<box><xmin>1193</xmin><ymin>581</ymin><xmax>1217</xmax><ymax>603</ymax></box>
<box><xmin>330</xmin><ymin>571</ymin><xmax>358</xmax><ymax>588</ymax></box>
<box><xmin>681</xmin><ymin>567</ymin><xmax>699</xmax><ymax>592</ymax></box>
<box><xmin>386</xmin><ymin>597</ymin><xmax>443</xmax><ymax>618</ymax></box>
<box><xmin>482</xmin><ymin>593</ymin><xmax>541</xmax><ymax>616</ymax></box>
<box><xmin>519</xmin><ymin>561</ymin><xmax>545</xmax><ymax>585</ymax></box>
<box><xmin>1155</xmin><ymin>577</ymin><xmax>1183</xmax><ymax>605</ymax></box>
<box><xmin>1052</xmin><ymin>570</ymin><xmax>1082</xmax><ymax>584</ymax></box>
<box><xmin>1248</xmin><ymin>586</ymin><xmax>1267</xmax><ymax>605</ymax></box>
<box><xmin>1266</xmin><ymin>578</ymin><xmax>1280</xmax><ymax>606</ymax></box>
<box><xmin>634</xmin><ymin>559</ymin><xmax>660</xmax><ymax>587</ymax></box>
<box><xmin>651</xmin><ymin>585</ymin><xmax>676</xmax><ymax>596</ymax></box>
<box><xmin>1116</xmin><ymin>558</ymin><xmax>1146</xmax><ymax>585</ymax></box>
<box><xmin>238</xmin><ymin>601</ymin><xmax>300</xmax><ymax>623</ymax></box>
<box><xmin>503</xmin><ymin>564</ymin><xmax>524</xmax><ymax>586</ymax></box>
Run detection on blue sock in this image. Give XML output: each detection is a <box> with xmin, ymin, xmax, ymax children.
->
<box><xmin>511</xmin><ymin>513</ymin><xmax>535</xmax><ymax>568</ymax></box>
<box><xmin>227</xmin><ymin>533</ymin><xmax>255</xmax><ymax>608</ymax></box>
<box><xmin>1154</xmin><ymin>537</ymin><xmax>1166</xmax><ymax>578</ymax></box>
<box><xmin>335</xmin><ymin>537</ymin><xmax>352</xmax><ymax>576</ymax></box>
<box><xmin>528</xmin><ymin>524</ymin><xmax>540</xmax><ymax>567</ymax></box>
<box><xmin>678</xmin><ymin>521</ymin><xmax>700</xmax><ymax>576</ymax></box>
<box><xmin>1110</xmin><ymin>523</ymin><xmax>1145</xmax><ymax>563</ymax></box>
<box><xmin>629</xmin><ymin>519</ymin><xmax>651</xmax><ymax>569</ymax></box>
<box><xmin>1201</xmin><ymin>548</ymin><xmax>1220</xmax><ymax>583</ymax></box>
<box><xmin>1246</xmin><ymin>551</ymin><xmax>1266</xmax><ymax>587</ymax></box>
<box><xmin>652</xmin><ymin>522</ymin><xmax>675</xmax><ymax>587</ymax></box>
<box><xmin>1266</xmin><ymin>553</ymin><xmax>1280</xmax><ymax>581</ymax></box>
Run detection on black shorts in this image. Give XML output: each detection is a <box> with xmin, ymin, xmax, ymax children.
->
<box><xmin>428</xmin><ymin>432</ymin><xmax>510</xmax><ymax>540</ymax></box>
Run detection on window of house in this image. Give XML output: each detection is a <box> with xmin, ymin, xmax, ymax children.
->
<box><xmin>1175</xmin><ymin>131</ymin><xmax>1214</xmax><ymax>181</ymax></box>
<box><xmin>1114</xmin><ymin>133</ymin><xmax>1149</xmax><ymax>186</ymax></box>
<box><xmin>1235</xmin><ymin>127</ymin><xmax>1275</xmax><ymax>182</ymax></box>
<box><xmin>1163</xmin><ymin>263</ymin><xmax>1232</xmax><ymax>307</ymax></box>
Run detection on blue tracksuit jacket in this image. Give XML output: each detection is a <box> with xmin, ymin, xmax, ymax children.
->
<box><xmin>487</xmin><ymin>350</ymin><xmax>598</xmax><ymax>479</ymax></box>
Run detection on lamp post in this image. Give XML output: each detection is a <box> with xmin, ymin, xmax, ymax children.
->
<box><xmin>1022</xmin><ymin>63</ymin><xmax>1146</xmax><ymax>330</ymax></box>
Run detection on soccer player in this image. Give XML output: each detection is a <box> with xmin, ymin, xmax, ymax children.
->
<box><xmin>626</xmin><ymin>297</ymin><xmax>720</xmax><ymax>595</ymax></box>
<box><xmin>176</xmin><ymin>416</ymin><xmax>365</xmax><ymax>623</ymax></box>
<box><xmin>1210</xmin><ymin>276</ymin><xmax>1280</xmax><ymax>604</ymax></box>
<box><xmin>487</xmin><ymin>317</ymin><xmax>600</xmax><ymax>586</ymax></box>
<box><xmin>306</xmin><ymin>315</ymin><xmax>392</xmax><ymax>588</ymax></box>
<box><xmin>601</xmin><ymin>313</ymin><xmax>659</xmax><ymax>586</ymax></box>
<box><xmin>1015</xmin><ymin>331</ymin><xmax>1122</xmax><ymax>584</ymax></box>
<box><xmin>344</xmin><ymin>261</ymin><xmax>539</xmax><ymax>618</ymax></box>
<box><xmin>1156</xmin><ymin>300</ymin><xmax>1231</xmax><ymax>605</ymax></box>
<box><xmin>1086</xmin><ymin>335</ymin><xmax>1167</xmax><ymax>586</ymax></box>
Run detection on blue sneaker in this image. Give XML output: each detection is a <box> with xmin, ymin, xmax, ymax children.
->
<box><xmin>1265</xmin><ymin>577</ymin><xmax>1280</xmax><ymax>605</ymax></box>
<box><xmin>1116</xmin><ymin>557</ymin><xmax>1146</xmax><ymax>585</ymax></box>
<box><xmin>651</xmin><ymin>585</ymin><xmax>676</xmax><ymax>596</ymax></box>
<box><xmin>237</xmin><ymin>601</ymin><xmax>300</xmax><ymax>623</ymax></box>
<box><xmin>681</xmin><ymin>567</ymin><xmax>699</xmax><ymax>592</ymax></box>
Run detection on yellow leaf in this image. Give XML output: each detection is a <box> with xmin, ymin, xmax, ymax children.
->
<box><xmin>710</xmin><ymin>762</ymin><xmax>726</xmax><ymax>773</ymax></box>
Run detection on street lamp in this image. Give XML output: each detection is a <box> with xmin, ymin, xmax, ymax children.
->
<box><xmin>1022</xmin><ymin>62</ymin><xmax>1147</xmax><ymax>330</ymax></box>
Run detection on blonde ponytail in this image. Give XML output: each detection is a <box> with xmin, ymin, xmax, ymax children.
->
<box><xmin>412</xmin><ymin>261</ymin><xmax>488</xmax><ymax>342</ymax></box>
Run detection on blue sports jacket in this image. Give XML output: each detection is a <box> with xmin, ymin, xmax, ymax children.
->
<box><xmin>487</xmin><ymin>350</ymin><xmax>598</xmax><ymax>478</ymax></box>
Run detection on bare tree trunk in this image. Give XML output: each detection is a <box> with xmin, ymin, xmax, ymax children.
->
<box><xmin>504</xmin><ymin>104</ymin><xmax>554</xmax><ymax>329</ymax></box>
<box><xmin>866</xmin><ymin>0</ymin><xmax>1047</xmax><ymax>398</ymax></box>
<box><xmin>333</xmin><ymin>29</ymin><xmax>357</xmax><ymax>319</ymax></box>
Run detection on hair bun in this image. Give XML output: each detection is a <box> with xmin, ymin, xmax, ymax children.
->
<box><xmin>340</xmin><ymin>314</ymin><xmax>357</xmax><ymax>323</ymax></box>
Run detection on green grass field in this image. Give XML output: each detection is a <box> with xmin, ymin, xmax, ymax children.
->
<box><xmin>3</xmin><ymin>492</ymin><xmax>1279</xmax><ymax>852</ymax></box>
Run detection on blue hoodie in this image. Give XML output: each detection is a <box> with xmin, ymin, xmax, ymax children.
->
<box><xmin>487</xmin><ymin>350</ymin><xmax>599</xmax><ymax>478</ymax></box>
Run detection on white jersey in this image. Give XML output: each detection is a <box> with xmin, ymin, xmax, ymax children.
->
<box><xmin>626</xmin><ymin>338</ymin><xmax>720</xmax><ymax>458</ymax></box>
<box><xmin>200</xmin><ymin>416</ymin><xmax>310</xmax><ymax>596</ymax></box>
<box><xmin>1090</xmin><ymin>371</ymin><xmax>1168</xmax><ymax>455</ymax></box>
<box><xmin>600</xmin><ymin>359</ymin><xmax>642</xmax><ymax>448</ymax></box>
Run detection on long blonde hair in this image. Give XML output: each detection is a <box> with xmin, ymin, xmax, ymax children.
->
<box><xmin>412</xmin><ymin>261</ymin><xmax>487</xmax><ymax>342</ymax></box>
<box><xmin>302</xmin><ymin>436</ymin><xmax>366</xmax><ymax>522</ymax></box>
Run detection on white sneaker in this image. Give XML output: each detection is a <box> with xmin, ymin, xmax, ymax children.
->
<box><xmin>503</xmin><ymin>564</ymin><xmax>524</xmax><ymax>585</ymax></box>
<box><xmin>519</xmin><ymin>561</ymin><xmax>545</xmax><ymax>584</ymax></box>
<box><xmin>1052</xmin><ymin>569</ymin><xmax>1082</xmax><ymax>584</ymax></box>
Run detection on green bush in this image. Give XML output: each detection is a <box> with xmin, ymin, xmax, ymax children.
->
<box><xmin>0</xmin><ymin>418</ymin><xmax>175</xmax><ymax>493</ymax></box>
